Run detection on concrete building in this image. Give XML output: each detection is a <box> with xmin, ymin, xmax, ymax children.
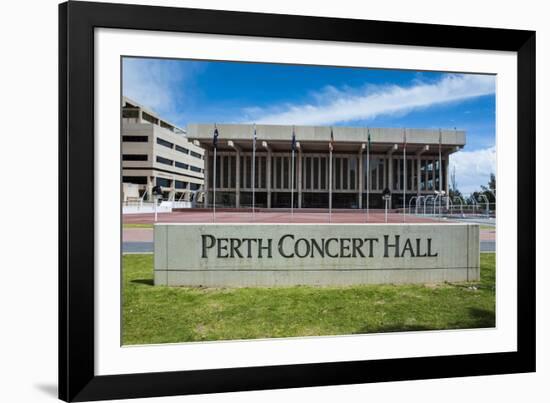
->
<box><xmin>187</xmin><ymin>124</ymin><xmax>465</xmax><ymax>209</ymax></box>
<box><xmin>122</xmin><ymin>98</ymin><xmax>205</xmax><ymax>202</ymax></box>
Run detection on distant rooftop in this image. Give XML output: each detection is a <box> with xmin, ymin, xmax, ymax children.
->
<box><xmin>122</xmin><ymin>96</ymin><xmax>186</xmax><ymax>135</ymax></box>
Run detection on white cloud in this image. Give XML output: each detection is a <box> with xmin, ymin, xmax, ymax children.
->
<box><xmin>449</xmin><ymin>146</ymin><xmax>496</xmax><ymax>194</ymax></box>
<box><xmin>246</xmin><ymin>74</ymin><xmax>495</xmax><ymax>125</ymax></box>
<box><xmin>122</xmin><ymin>58</ymin><xmax>200</xmax><ymax>121</ymax></box>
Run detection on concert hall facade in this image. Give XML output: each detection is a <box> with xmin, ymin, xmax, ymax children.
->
<box><xmin>186</xmin><ymin>124</ymin><xmax>465</xmax><ymax>209</ymax></box>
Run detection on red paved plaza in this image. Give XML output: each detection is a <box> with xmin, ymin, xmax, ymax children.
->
<box><xmin>123</xmin><ymin>210</ymin><xmax>448</xmax><ymax>225</ymax></box>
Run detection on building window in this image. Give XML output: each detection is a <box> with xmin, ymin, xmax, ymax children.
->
<box><xmin>349</xmin><ymin>157</ymin><xmax>356</xmax><ymax>190</ymax></box>
<box><xmin>175</xmin><ymin>161</ymin><xmax>189</xmax><ymax>170</ymax></box>
<box><xmin>240</xmin><ymin>156</ymin><xmax>245</xmax><ymax>188</ymax></box>
<box><xmin>122</xmin><ymin>176</ymin><xmax>147</xmax><ymax>185</ymax></box>
<box><xmin>175</xmin><ymin>145</ymin><xmax>189</xmax><ymax>154</ymax></box>
<box><xmin>156</xmin><ymin>177</ymin><xmax>171</xmax><ymax>187</ymax></box>
<box><xmin>175</xmin><ymin>180</ymin><xmax>188</xmax><ymax>189</ymax></box>
<box><xmin>320</xmin><ymin>157</ymin><xmax>326</xmax><ymax>190</ymax></box>
<box><xmin>370</xmin><ymin>158</ymin><xmax>378</xmax><ymax>191</ymax></box>
<box><xmin>334</xmin><ymin>158</ymin><xmax>341</xmax><ymax>190</ymax></box>
<box><xmin>122</xmin><ymin>108</ymin><xmax>139</xmax><ymax>118</ymax></box>
<box><xmin>122</xmin><ymin>154</ymin><xmax>148</xmax><ymax>161</ymax></box>
<box><xmin>142</xmin><ymin>111</ymin><xmax>159</xmax><ymax>125</ymax></box>
<box><xmin>122</xmin><ymin>135</ymin><xmax>148</xmax><ymax>142</ymax></box>
<box><xmin>190</xmin><ymin>150</ymin><xmax>202</xmax><ymax>159</ymax></box>
<box><xmin>157</xmin><ymin>137</ymin><xmax>174</xmax><ymax>149</ymax></box>
<box><xmin>283</xmin><ymin>157</ymin><xmax>289</xmax><ymax>189</ymax></box>
<box><xmin>156</xmin><ymin>156</ymin><xmax>173</xmax><ymax>166</ymax></box>
<box><xmin>190</xmin><ymin>183</ymin><xmax>200</xmax><ymax>191</ymax></box>
<box><xmin>378</xmin><ymin>160</ymin><xmax>384</xmax><ymax>190</ymax></box>
<box><xmin>223</xmin><ymin>156</ymin><xmax>229</xmax><ymax>187</ymax></box>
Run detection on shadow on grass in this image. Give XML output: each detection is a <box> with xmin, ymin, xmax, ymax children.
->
<box><xmin>131</xmin><ymin>278</ymin><xmax>154</xmax><ymax>286</ymax></box>
<box><xmin>461</xmin><ymin>307</ymin><xmax>496</xmax><ymax>329</ymax></box>
<box><xmin>352</xmin><ymin>308</ymin><xmax>495</xmax><ymax>335</ymax></box>
<box><xmin>352</xmin><ymin>324</ymin><xmax>434</xmax><ymax>334</ymax></box>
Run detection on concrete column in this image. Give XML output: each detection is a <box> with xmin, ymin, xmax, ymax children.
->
<box><xmin>147</xmin><ymin>175</ymin><xmax>154</xmax><ymax>202</ymax></box>
<box><xmin>416</xmin><ymin>157</ymin><xmax>421</xmax><ymax>196</ymax></box>
<box><xmin>339</xmin><ymin>157</ymin><xmax>343</xmax><ymax>191</ymax></box>
<box><xmin>358</xmin><ymin>144</ymin><xmax>365</xmax><ymax>209</ymax></box>
<box><xmin>228</xmin><ymin>141</ymin><xmax>241</xmax><ymax>208</ymax></box>
<box><xmin>170</xmin><ymin>176</ymin><xmax>176</xmax><ymax>201</ymax></box>
<box><xmin>235</xmin><ymin>150</ymin><xmax>241</xmax><ymax>207</ymax></box>
<box><xmin>297</xmin><ymin>147</ymin><xmax>303</xmax><ymax>208</ymax></box>
<box><xmin>388</xmin><ymin>156</ymin><xmax>393</xmax><ymax>191</ymax></box>
<box><xmin>220</xmin><ymin>155</ymin><xmax>224</xmax><ymax>190</ymax></box>
<box><xmin>445</xmin><ymin>154</ymin><xmax>450</xmax><ymax>209</ymax></box>
<box><xmin>203</xmin><ymin>148</ymin><xmax>209</xmax><ymax>207</ymax></box>
<box><xmin>424</xmin><ymin>160</ymin><xmax>433</xmax><ymax>191</ymax></box>
<box><xmin>262</xmin><ymin>141</ymin><xmax>272</xmax><ymax>208</ymax></box>
<box><xmin>383</xmin><ymin>158</ymin><xmax>387</xmax><ymax>189</ymax></box>
<box><xmin>396</xmin><ymin>158</ymin><xmax>404</xmax><ymax>190</ymax></box>
<box><xmin>386</xmin><ymin>144</ymin><xmax>397</xmax><ymax>192</ymax></box>
<box><xmin>184</xmin><ymin>182</ymin><xmax>191</xmax><ymax>202</ymax></box>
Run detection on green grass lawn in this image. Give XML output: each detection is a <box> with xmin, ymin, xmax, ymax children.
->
<box><xmin>479</xmin><ymin>225</ymin><xmax>496</xmax><ymax>231</ymax></box>
<box><xmin>123</xmin><ymin>223</ymin><xmax>153</xmax><ymax>229</ymax></box>
<box><xmin>122</xmin><ymin>254</ymin><xmax>495</xmax><ymax>345</ymax></box>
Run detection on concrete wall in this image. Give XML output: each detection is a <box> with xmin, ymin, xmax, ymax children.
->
<box><xmin>154</xmin><ymin>223</ymin><xmax>480</xmax><ymax>287</ymax></box>
<box><xmin>187</xmin><ymin>123</ymin><xmax>466</xmax><ymax>146</ymax></box>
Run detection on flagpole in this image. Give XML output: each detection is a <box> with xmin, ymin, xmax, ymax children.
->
<box><xmin>439</xmin><ymin>129</ymin><xmax>442</xmax><ymax>220</ymax></box>
<box><xmin>213</xmin><ymin>146</ymin><xmax>217</xmax><ymax>222</ymax></box>
<box><xmin>291</xmin><ymin>148</ymin><xmax>295</xmax><ymax>218</ymax></box>
<box><xmin>252</xmin><ymin>124</ymin><xmax>256</xmax><ymax>221</ymax></box>
<box><xmin>403</xmin><ymin>129</ymin><xmax>406</xmax><ymax>223</ymax></box>
<box><xmin>329</xmin><ymin>147</ymin><xmax>332</xmax><ymax>223</ymax></box>
<box><xmin>291</xmin><ymin>126</ymin><xmax>296</xmax><ymax>219</ymax></box>
<box><xmin>212</xmin><ymin>124</ymin><xmax>219</xmax><ymax>223</ymax></box>
<box><xmin>366</xmin><ymin>128</ymin><xmax>370</xmax><ymax>222</ymax></box>
<box><xmin>329</xmin><ymin>127</ymin><xmax>333</xmax><ymax>223</ymax></box>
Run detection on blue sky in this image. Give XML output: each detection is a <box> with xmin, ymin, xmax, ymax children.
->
<box><xmin>123</xmin><ymin>57</ymin><xmax>496</xmax><ymax>193</ymax></box>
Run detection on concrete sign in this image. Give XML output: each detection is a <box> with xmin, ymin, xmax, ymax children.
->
<box><xmin>154</xmin><ymin>223</ymin><xmax>479</xmax><ymax>287</ymax></box>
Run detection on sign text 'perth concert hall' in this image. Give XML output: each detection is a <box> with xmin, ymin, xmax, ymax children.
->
<box><xmin>154</xmin><ymin>223</ymin><xmax>479</xmax><ymax>287</ymax></box>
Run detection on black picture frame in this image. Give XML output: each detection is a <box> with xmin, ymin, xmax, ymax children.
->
<box><xmin>59</xmin><ymin>1</ymin><xmax>536</xmax><ymax>401</ymax></box>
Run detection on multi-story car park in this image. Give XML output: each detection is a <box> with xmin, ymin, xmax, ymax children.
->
<box><xmin>186</xmin><ymin>124</ymin><xmax>465</xmax><ymax>209</ymax></box>
<box><xmin>121</xmin><ymin>97</ymin><xmax>205</xmax><ymax>203</ymax></box>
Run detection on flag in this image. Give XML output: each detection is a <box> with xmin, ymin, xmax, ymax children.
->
<box><xmin>291</xmin><ymin>127</ymin><xmax>296</xmax><ymax>151</ymax></box>
<box><xmin>329</xmin><ymin>128</ymin><xmax>334</xmax><ymax>151</ymax></box>
<box><xmin>212</xmin><ymin>125</ymin><xmax>219</xmax><ymax>148</ymax></box>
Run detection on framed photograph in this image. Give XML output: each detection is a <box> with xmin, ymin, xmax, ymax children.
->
<box><xmin>59</xmin><ymin>1</ymin><xmax>535</xmax><ymax>401</ymax></box>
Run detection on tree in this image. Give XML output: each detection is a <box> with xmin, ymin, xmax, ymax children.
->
<box><xmin>448</xmin><ymin>165</ymin><xmax>463</xmax><ymax>201</ymax></box>
<box><xmin>480</xmin><ymin>173</ymin><xmax>496</xmax><ymax>203</ymax></box>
